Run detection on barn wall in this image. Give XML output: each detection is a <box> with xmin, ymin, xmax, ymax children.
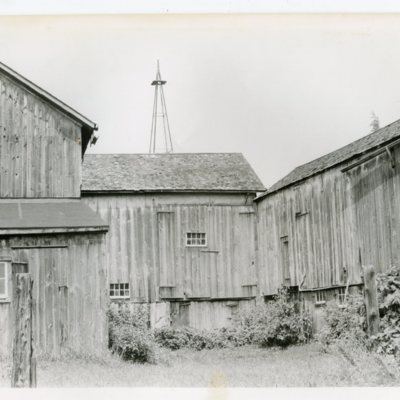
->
<box><xmin>109</xmin><ymin>298</ymin><xmax>256</xmax><ymax>331</ymax></box>
<box><xmin>257</xmin><ymin>167</ymin><xmax>358</xmax><ymax>295</ymax></box>
<box><xmin>257</xmin><ymin>143</ymin><xmax>400</xmax><ymax>296</ymax></box>
<box><xmin>348</xmin><ymin>146</ymin><xmax>400</xmax><ymax>270</ymax></box>
<box><xmin>169</xmin><ymin>299</ymin><xmax>256</xmax><ymax>330</ymax></box>
<box><xmin>0</xmin><ymin>72</ymin><xmax>82</xmax><ymax>198</ymax></box>
<box><xmin>83</xmin><ymin>193</ymin><xmax>259</xmax><ymax>328</ymax></box>
<box><xmin>0</xmin><ymin>232</ymin><xmax>108</xmax><ymax>358</ymax></box>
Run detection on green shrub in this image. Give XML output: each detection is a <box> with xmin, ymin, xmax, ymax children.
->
<box><xmin>372</xmin><ymin>266</ymin><xmax>400</xmax><ymax>356</ymax></box>
<box><xmin>249</xmin><ymin>288</ymin><xmax>312</xmax><ymax>348</ymax></box>
<box><xmin>155</xmin><ymin>288</ymin><xmax>311</xmax><ymax>350</ymax></box>
<box><xmin>316</xmin><ymin>267</ymin><xmax>400</xmax><ymax>358</ymax></box>
<box><xmin>215</xmin><ymin>326</ymin><xmax>252</xmax><ymax>348</ymax></box>
<box><xmin>154</xmin><ymin>326</ymin><xmax>193</xmax><ymax>350</ymax></box>
<box><xmin>108</xmin><ymin>305</ymin><xmax>158</xmax><ymax>363</ymax></box>
<box><xmin>189</xmin><ymin>330</ymin><xmax>216</xmax><ymax>350</ymax></box>
<box><xmin>154</xmin><ymin>326</ymin><xmax>232</xmax><ymax>350</ymax></box>
<box><xmin>316</xmin><ymin>294</ymin><xmax>367</xmax><ymax>347</ymax></box>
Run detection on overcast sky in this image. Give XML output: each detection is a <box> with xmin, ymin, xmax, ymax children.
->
<box><xmin>1</xmin><ymin>14</ymin><xmax>400</xmax><ymax>188</ymax></box>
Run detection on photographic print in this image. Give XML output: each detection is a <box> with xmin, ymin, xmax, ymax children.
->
<box><xmin>0</xmin><ymin>3</ymin><xmax>399</xmax><ymax>394</ymax></box>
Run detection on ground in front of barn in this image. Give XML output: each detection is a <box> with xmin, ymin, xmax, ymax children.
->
<box><xmin>0</xmin><ymin>343</ymin><xmax>399</xmax><ymax>387</ymax></box>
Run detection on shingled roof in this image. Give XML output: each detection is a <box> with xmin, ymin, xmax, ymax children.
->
<box><xmin>82</xmin><ymin>153</ymin><xmax>265</xmax><ymax>193</ymax></box>
<box><xmin>0</xmin><ymin>200</ymin><xmax>108</xmax><ymax>235</ymax></box>
<box><xmin>259</xmin><ymin>118</ymin><xmax>400</xmax><ymax>197</ymax></box>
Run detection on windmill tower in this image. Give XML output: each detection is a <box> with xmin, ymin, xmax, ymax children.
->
<box><xmin>149</xmin><ymin>61</ymin><xmax>173</xmax><ymax>153</ymax></box>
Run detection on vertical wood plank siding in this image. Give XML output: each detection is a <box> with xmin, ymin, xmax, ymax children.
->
<box><xmin>83</xmin><ymin>194</ymin><xmax>258</xmax><ymax>302</ymax></box>
<box><xmin>0</xmin><ymin>72</ymin><xmax>82</xmax><ymax>198</ymax></box>
<box><xmin>0</xmin><ymin>233</ymin><xmax>107</xmax><ymax>358</ymax></box>
<box><xmin>257</xmin><ymin>145</ymin><xmax>400</xmax><ymax>295</ymax></box>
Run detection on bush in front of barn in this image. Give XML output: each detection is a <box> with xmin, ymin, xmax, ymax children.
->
<box><xmin>316</xmin><ymin>294</ymin><xmax>367</xmax><ymax>348</ymax></box>
<box><xmin>245</xmin><ymin>287</ymin><xmax>312</xmax><ymax>348</ymax></box>
<box><xmin>372</xmin><ymin>265</ymin><xmax>400</xmax><ymax>357</ymax></box>
<box><xmin>154</xmin><ymin>326</ymin><xmax>232</xmax><ymax>350</ymax></box>
<box><xmin>317</xmin><ymin>266</ymin><xmax>400</xmax><ymax>362</ymax></box>
<box><xmin>154</xmin><ymin>288</ymin><xmax>312</xmax><ymax>350</ymax></box>
<box><xmin>108</xmin><ymin>304</ymin><xmax>158</xmax><ymax>363</ymax></box>
<box><xmin>154</xmin><ymin>326</ymin><xmax>193</xmax><ymax>350</ymax></box>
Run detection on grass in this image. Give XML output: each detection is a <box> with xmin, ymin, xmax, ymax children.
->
<box><xmin>0</xmin><ymin>342</ymin><xmax>399</xmax><ymax>387</ymax></box>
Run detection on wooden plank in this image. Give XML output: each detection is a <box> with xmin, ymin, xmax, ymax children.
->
<box><xmin>362</xmin><ymin>265</ymin><xmax>380</xmax><ymax>336</ymax></box>
<box><xmin>11</xmin><ymin>273</ymin><xmax>36</xmax><ymax>388</ymax></box>
<box><xmin>0</xmin><ymin>73</ymin><xmax>82</xmax><ymax>198</ymax></box>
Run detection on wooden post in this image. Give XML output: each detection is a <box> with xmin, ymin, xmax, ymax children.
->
<box><xmin>11</xmin><ymin>273</ymin><xmax>36</xmax><ymax>388</ymax></box>
<box><xmin>362</xmin><ymin>265</ymin><xmax>380</xmax><ymax>336</ymax></box>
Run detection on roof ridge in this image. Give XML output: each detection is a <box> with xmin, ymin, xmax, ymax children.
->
<box><xmin>292</xmin><ymin>118</ymin><xmax>400</xmax><ymax>171</ymax></box>
<box><xmin>82</xmin><ymin>152</ymin><xmax>265</xmax><ymax>192</ymax></box>
<box><xmin>262</xmin><ymin>117</ymin><xmax>400</xmax><ymax>197</ymax></box>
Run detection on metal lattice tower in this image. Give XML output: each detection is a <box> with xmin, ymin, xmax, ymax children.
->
<box><xmin>149</xmin><ymin>60</ymin><xmax>173</xmax><ymax>153</ymax></box>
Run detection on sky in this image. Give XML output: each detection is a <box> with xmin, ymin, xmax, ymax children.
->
<box><xmin>1</xmin><ymin>14</ymin><xmax>400</xmax><ymax>188</ymax></box>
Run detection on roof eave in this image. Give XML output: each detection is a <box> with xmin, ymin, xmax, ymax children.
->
<box><xmin>81</xmin><ymin>188</ymin><xmax>265</xmax><ymax>195</ymax></box>
<box><xmin>0</xmin><ymin>61</ymin><xmax>97</xmax><ymax>131</ymax></box>
<box><xmin>257</xmin><ymin>133</ymin><xmax>400</xmax><ymax>201</ymax></box>
<box><xmin>0</xmin><ymin>226</ymin><xmax>109</xmax><ymax>236</ymax></box>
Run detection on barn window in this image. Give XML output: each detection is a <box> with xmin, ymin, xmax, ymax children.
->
<box><xmin>110</xmin><ymin>283</ymin><xmax>130</xmax><ymax>299</ymax></box>
<box><xmin>186</xmin><ymin>232</ymin><xmax>207</xmax><ymax>247</ymax></box>
<box><xmin>337</xmin><ymin>287</ymin><xmax>346</xmax><ymax>305</ymax></box>
<box><xmin>0</xmin><ymin>262</ymin><xmax>8</xmax><ymax>299</ymax></box>
<box><xmin>315</xmin><ymin>290</ymin><xmax>326</xmax><ymax>305</ymax></box>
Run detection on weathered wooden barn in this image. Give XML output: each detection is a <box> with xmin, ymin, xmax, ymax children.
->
<box><xmin>256</xmin><ymin>119</ymin><xmax>400</xmax><ymax>323</ymax></box>
<box><xmin>82</xmin><ymin>153</ymin><xmax>265</xmax><ymax>329</ymax></box>
<box><xmin>0</xmin><ymin>62</ymin><xmax>109</xmax><ymax>358</ymax></box>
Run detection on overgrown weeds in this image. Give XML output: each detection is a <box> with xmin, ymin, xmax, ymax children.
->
<box><xmin>108</xmin><ymin>304</ymin><xmax>158</xmax><ymax>364</ymax></box>
<box><xmin>316</xmin><ymin>294</ymin><xmax>367</xmax><ymax>349</ymax></box>
<box><xmin>373</xmin><ymin>265</ymin><xmax>400</xmax><ymax>356</ymax></box>
<box><xmin>249</xmin><ymin>288</ymin><xmax>312</xmax><ymax>348</ymax></box>
<box><xmin>107</xmin><ymin>287</ymin><xmax>311</xmax><ymax>363</ymax></box>
<box><xmin>316</xmin><ymin>266</ymin><xmax>400</xmax><ymax>376</ymax></box>
<box><xmin>155</xmin><ymin>287</ymin><xmax>311</xmax><ymax>351</ymax></box>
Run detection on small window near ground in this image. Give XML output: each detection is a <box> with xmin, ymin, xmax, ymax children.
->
<box><xmin>338</xmin><ymin>287</ymin><xmax>346</xmax><ymax>305</ymax></box>
<box><xmin>0</xmin><ymin>262</ymin><xmax>8</xmax><ymax>299</ymax></box>
<box><xmin>110</xmin><ymin>283</ymin><xmax>130</xmax><ymax>299</ymax></box>
<box><xmin>186</xmin><ymin>232</ymin><xmax>207</xmax><ymax>247</ymax></box>
<box><xmin>315</xmin><ymin>290</ymin><xmax>326</xmax><ymax>305</ymax></box>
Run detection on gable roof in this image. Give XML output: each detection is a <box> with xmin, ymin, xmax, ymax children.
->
<box><xmin>0</xmin><ymin>200</ymin><xmax>108</xmax><ymax>235</ymax></box>
<box><xmin>258</xmin><ymin>118</ymin><xmax>400</xmax><ymax>198</ymax></box>
<box><xmin>82</xmin><ymin>153</ymin><xmax>265</xmax><ymax>193</ymax></box>
<box><xmin>0</xmin><ymin>61</ymin><xmax>98</xmax><ymax>155</ymax></box>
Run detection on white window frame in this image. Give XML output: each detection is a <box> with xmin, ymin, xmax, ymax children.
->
<box><xmin>110</xmin><ymin>282</ymin><xmax>130</xmax><ymax>299</ymax></box>
<box><xmin>186</xmin><ymin>232</ymin><xmax>207</xmax><ymax>247</ymax></box>
<box><xmin>0</xmin><ymin>261</ymin><xmax>8</xmax><ymax>300</ymax></box>
<box><xmin>337</xmin><ymin>287</ymin><xmax>346</xmax><ymax>305</ymax></box>
<box><xmin>315</xmin><ymin>290</ymin><xmax>326</xmax><ymax>305</ymax></box>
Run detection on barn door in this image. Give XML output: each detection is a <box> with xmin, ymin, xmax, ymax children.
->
<box><xmin>12</xmin><ymin>247</ymin><xmax>69</xmax><ymax>356</ymax></box>
<box><xmin>58</xmin><ymin>285</ymin><xmax>68</xmax><ymax>348</ymax></box>
<box><xmin>294</xmin><ymin>213</ymin><xmax>310</xmax><ymax>288</ymax></box>
<box><xmin>158</xmin><ymin>211</ymin><xmax>178</xmax><ymax>299</ymax></box>
<box><xmin>189</xmin><ymin>251</ymin><xmax>213</xmax><ymax>298</ymax></box>
<box><xmin>280</xmin><ymin>236</ymin><xmax>290</xmax><ymax>285</ymax></box>
<box><xmin>237</xmin><ymin>210</ymin><xmax>257</xmax><ymax>297</ymax></box>
<box><xmin>170</xmin><ymin>302</ymin><xmax>190</xmax><ymax>327</ymax></box>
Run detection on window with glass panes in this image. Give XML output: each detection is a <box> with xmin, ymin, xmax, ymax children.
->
<box><xmin>186</xmin><ymin>232</ymin><xmax>207</xmax><ymax>247</ymax></box>
<box><xmin>0</xmin><ymin>262</ymin><xmax>7</xmax><ymax>299</ymax></box>
<box><xmin>338</xmin><ymin>287</ymin><xmax>346</xmax><ymax>304</ymax></box>
<box><xmin>110</xmin><ymin>283</ymin><xmax>130</xmax><ymax>299</ymax></box>
<box><xmin>315</xmin><ymin>290</ymin><xmax>326</xmax><ymax>304</ymax></box>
